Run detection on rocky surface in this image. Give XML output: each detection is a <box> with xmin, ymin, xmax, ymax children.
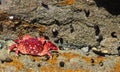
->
<box><xmin>0</xmin><ymin>0</ymin><xmax>120</xmax><ymax>72</ymax></box>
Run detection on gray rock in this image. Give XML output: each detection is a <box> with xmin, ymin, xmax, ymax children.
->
<box><xmin>100</xmin><ymin>38</ymin><xmax>119</xmax><ymax>54</ymax></box>
<box><xmin>4</xmin><ymin>66</ymin><xmax>16</xmax><ymax>72</ymax></box>
<box><xmin>81</xmin><ymin>46</ymin><xmax>89</xmax><ymax>53</ymax></box>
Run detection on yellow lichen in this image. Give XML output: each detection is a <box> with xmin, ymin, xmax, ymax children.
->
<box><xmin>47</xmin><ymin>54</ymin><xmax>58</xmax><ymax>64</ymax></box>
<box><xmin>61</xmin><ymin>52</ymin><xmax>80</xmax><ymax>60</ymax></box>
<box><xmin>110</xmin><ymin>63</ymin><xmax>120</xmax><ymax>72</ymax></box>
<box><xmin>82</xmin><ymin>56</ymin><xmax>107</xmax><ymax>64</ymax></box>
<box><xmin>40</xmin><ymin>65</ymin><xmax>89</xmax><ymax>72</ymax></box>
<box><xmin>29</xmin><ymin>55</ymin><xmax>41</xmax><ymax>62</ymax></box>
<box><xmin>25</xmin><ymin>68</ymin><xmax>34</xmax><ymax>72</ymax></box>
<box><xmin>3</xmin><ymin>56</ymin><xmax>23</xmax><ymax>72</ymax></box>
<box><xmin>110</xmin><ymin>61</ymin><xmax>120</xmax><ymax>72</ymax></box>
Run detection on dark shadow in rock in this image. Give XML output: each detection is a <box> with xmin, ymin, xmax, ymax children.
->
<box><xmin>117</xmin><ymin>46</ymin><xmax>120</xmax><ymax>56</ymax></box>
<box><xmin>0</xmin><ymin>0</ymin><xmax>1</xmax><ymax>5</ymax></box>
<box><xmin>93</xmin><ymin>50</ymin><xmax>106</xmax><ymax>56</ymax></box>
<box><xmin>94</xmin><ymin>0</ymin><xmax>120</xmax><ymax>15</ymax></box>
<box><xmin>0</xmin><ymin>23</ymin><xmax>3</xmax><ymax>32</ymax></box>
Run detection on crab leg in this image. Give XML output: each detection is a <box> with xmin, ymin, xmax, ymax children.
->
<box><xmin>38</xmin><ymin>51</ymin><xmax>52</xmax><ymax>58</ymax></box>
<box><xmin>8</xmin><ymin>44</ymin><xmax>16</xmax><ymax>54</ymax></box>
<box><xmin>15</xmin><ymin>47</ymin><xmax>19</xmax><ymax>55</ymax></box>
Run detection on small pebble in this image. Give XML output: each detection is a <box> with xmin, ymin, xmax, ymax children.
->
<box><xmin>81</xmin><ymin>46</ymin><xmax>89</xmax><ymax>53</ymax></box>
<box><xmin>59</xmin><ymin>61</ymin><xmax>65</xmax><ymax>67</ymax></box>
<box><xmin>101</xmin><ymin>50</ymin><xmax>108</xmax><ymax>54</ymax></box>
<box><xmin>9</xmin><ymin>16</ymin><xmax>14</xmax><ymax>20</ymax></box>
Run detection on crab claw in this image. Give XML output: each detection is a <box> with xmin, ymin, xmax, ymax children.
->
<box><xmin>38</xmin><ymin>37</ymin><xmax>46</xmax><ymax>45</ymax></box>
<box><xmin>8</xmin><ymin>44</ymin><xmax>16</xmax><ymax>54</ymax></box>
<box><xmin>45</xmin><ymin>41</ymin><xmax>58</xmax><ymax>51</ymax></box>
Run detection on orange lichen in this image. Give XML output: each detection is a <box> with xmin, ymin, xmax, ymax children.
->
<box><xmin>82</xmin><ymin>56</ymin><xmax>107</xmax><ymax>64</ymax></box>
<box><xmin>47</xmin><ymin>54</ymin><xmax>58</xmax><ymax>64</ymax></box>
<box><xmin>61</xmin><ymin>52</ymin><xmax>80</xmax><ymax>60</ymax></box>
<box><xmin>110</xmin><ymin>62</ymin><xmax>120</xmax><ymax>72</ymax></box>
<box><xmin>29</xmin><ymin>55</ymin><xmax>41</xmax><ymax>62</ymax></box>
<box><xmin>111</xmin><ymin>63</ymin><xmax>120</xmax><ymax>72</ymax></box>
<box><xmin>57</xmin><ymin>0</ymin><xmax>75</xmax><ymax>5</ymax></box>
<box><xmin>3</xmin><ymin>56</ymin><xmax>23</xmax><ymax>72</ymax></box>
<box><xmin>0</xmin><ymin>65</ymin><xmax>5</xmax><ymax>71</ymax></box>
<box><xmin>40</xmin><ymin>65</ymin><xmax>89</xmax><ymax>72</ymax></box>
<box><xmin>21</xmin><ymin>22</ymin><xmax>45</xmax><ymax>33</ymax></box>
<box><xmin>25</xmin><ymin>68</ymin><xmax>34</xmax><ymax>72</ymax></box>
<box><xmin>82</xmin><ymin>56</ymin><xmax>91</xmax><ymax>64</ymax></box>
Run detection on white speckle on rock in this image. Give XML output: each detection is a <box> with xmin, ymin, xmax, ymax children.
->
<box><xmin>9</xmin><ymin>16</ymin><xmax>14</xmax><ymax>20</ymax></box>
<box><xmin>81</xmin><ymin>46</ymin><xmax>89</xmax><ymax>53</ymax></box>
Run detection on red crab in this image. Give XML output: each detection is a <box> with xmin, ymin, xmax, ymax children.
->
<box><xmin>8</xmin><ymin>35</ymin><xmax>58</xmax><ymax>58</ymax></box>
